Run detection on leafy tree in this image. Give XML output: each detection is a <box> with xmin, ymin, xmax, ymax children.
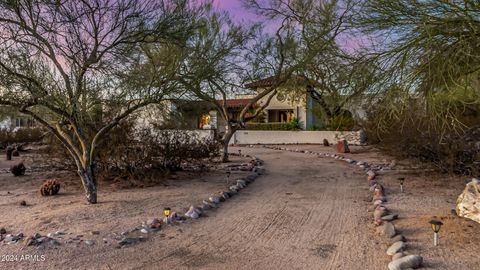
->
<box><xmin>356</xmin><ymin>0</ymin><xmax>480</xmax><ymax>133</ymax></box>
<box><xmin>0</xmin><ymin>0</ymin><xmax>196</xmax><ymax>203</ymax></box>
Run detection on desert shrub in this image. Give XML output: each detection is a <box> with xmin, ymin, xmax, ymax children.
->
<box><xmin>245</xmin><ymin>117</ymin><xmax>302</xmax><ymax>130</ymax></box>
<box><xmin>365</xmin><ymin>88</ymin><xmax>480</xmax><ymax>175</ymax></box>
<box><xmin>0</xmin><ymin>127</ymin><xmax>44</xmax><ymax>148</ymax></box>
<box><xmin>39</xmin><ymin>179</ymin><xmax>61</xmax><ymax>196</ymax></box>
<box><xmin>96</xmin><ymin>120</ymin><xmax>220</xmax><ymax>183</ymax></box>
<box><xmin>10</xmin><ymin>162</ymin><xmax>26</xmax><ymax>176</ymax></box>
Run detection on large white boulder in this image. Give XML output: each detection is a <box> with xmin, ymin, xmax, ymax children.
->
<box><xmin>456</xmin><ymin>178</ymin><xmax>480</xmax><ymax>223</ymax></box>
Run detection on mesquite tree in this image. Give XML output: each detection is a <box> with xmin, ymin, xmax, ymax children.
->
<box><xmin>0</xmin><ymin>0</ymin><xmax>195</xmax><ymax>203</ymax></box>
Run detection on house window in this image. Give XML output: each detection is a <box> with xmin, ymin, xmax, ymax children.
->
<box><xmin>267</xmin><ymin>110</ymin><xmax>294</xmax><ymax>123</ymax></box>
<box><xmin>15</xmin><ymin>118</ymin><xmax>24</xmax><ymax>127</ymax></box>
<box><xmin>198</xmin><ymin>114</ymin><xmax>211</xmax><ymax>129</ymax></box>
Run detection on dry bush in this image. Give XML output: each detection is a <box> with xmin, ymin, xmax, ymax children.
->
<box><xmin>96</xmin><ymin>120</ymin><xmax>220</xmax><ymax>185</ymax></box>
<box><xmin>365</xmin><ymin>91</ymin><xmax>480</xmax><ymax>175</ymax></box>
<box><xmin>0</xmin><ymin>127</ymin><xmax>44</xmax><ymax>149</ymax></box>
<box><xmin>10</xmin><ymin>162</ymin><xmax>26</xmax><ymax>176</ymax></box>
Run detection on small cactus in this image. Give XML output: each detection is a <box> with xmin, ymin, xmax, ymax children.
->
<box><xmin>39</xmin><ymin>179</ymin><xmax>61</xmax><ymax>196</ymax></box>
<box><xmin>10</xmin><ymin>162</ymin><xmax>26</xmax><ymax>176</ymax></box>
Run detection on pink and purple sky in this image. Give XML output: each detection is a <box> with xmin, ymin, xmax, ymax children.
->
<box><xmin>211</xmin><ymin>0</ymin><xmax>364</xmax><ymax>51</ymax></box>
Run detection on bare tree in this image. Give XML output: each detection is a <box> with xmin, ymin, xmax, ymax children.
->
<box><xmin>0</xmin><ymin>0</ymin><xmax>195</xmax><ymax>203</ymax></box>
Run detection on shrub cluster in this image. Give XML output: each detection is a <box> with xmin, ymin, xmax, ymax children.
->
<box><xmin>245</xmin><ymin>118</ymin><xmax>302</xmax><ymax>131</ymax></box>
<box><xmin>0</xmin><ymin>127</ymin><xmax>44</xmax><ymax>148</ymax></box>
<box><xmin>365</xmin><ymin>93</ymin><xmax>480</xmax><ymax>175</ymax></box>
<box><xmin>96</xmin><ymin>121</ymin><xmax>220</xmax><ymax>183</ymax></box>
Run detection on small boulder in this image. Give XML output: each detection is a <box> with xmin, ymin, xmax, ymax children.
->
<box><xmin>85</xmin><ymin>240</ymin><xmax>95</xmax><ymax>246</ymax></box>
<box><xmin>374</xmin><ymin>206</ymin><xmax>388</xmax><ymax>220</ymax></box>
<box><xmin>456</xmin><ymin>178</ymin><xmax>480</xmax><ymax>223</ymax></box>
<box><xmin>220</xmin><ymin>191</ymin><xmax>230</xmax><ymax>200</ymax></box>
<box><xmin>382</xmin><ymin>214</ymin><xmax>399</xmax><ymax>222</ymax></box>
<box><xmin>323</xmin><ymin>139</ymin><xmax>330</xmax><ymax>146</ymax></box>
<box><xmin>388</xmin><ymin>255</ymin><xmax>423</xmax><ymax>270</ymax></box>
<box><xmin>185</xmin><ymin>206</ymin><xmax>200</xmax><ymax>219</ymax></box>
<box><xmin>203</xmin><ymin>200</ymin><xmax>217</xmax><ymax>209</ymax></box>
<box><xmin>392</xmin><ymin>252</ymin><xmax>404</xmax><ymax>261</ymax></box>
<box><xmin>391</xmin><ymin>234</ymin><xmax>406</xmax><ymax>243</ymax></box>
<box><xmin>336</xmin><ymin>140</ymin><xmax>350</xmax><ymax>153</ymax></box>
<box><xmin>209</xmin><ymin>196</ymin><xmax>221</xmax><ymax>204</ymax></box>
<box><xmin>376</xmin><ymin>222</ymin><xmax>396</xmax><ymax>238</ymax></box>
<box><xmin>237</xmin><ymin>179</ymin><xmax>247</xmax><ymax>187</ymax></box>
<box><xmin>387</xmin><ymin>241</ymin><xmax>406</xmax><ymax>255</ymax></box>
<box><xmin>253</xmin><ymin>166</ymin><xmax>264</xmax><ymax>175</ymax></box>
<box><xmin>144</xmin><ymin>218</ymin><xmax>161</xmax><ymax>230</ymax></box>
<box><xmin>118</xmin><ymin>236</ymin><xmax>146</xmax><ymax>247</ymax></box>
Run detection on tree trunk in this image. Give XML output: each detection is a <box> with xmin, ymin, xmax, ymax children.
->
<box><xmin>78</xmin><ymin>164</ymin><xmax>97</xmax><ymax>204</ymax></box>
<box><xmin>221</xmin><ymin>128</ymin><xmax>235</xmax><ymax>163</ymax></box>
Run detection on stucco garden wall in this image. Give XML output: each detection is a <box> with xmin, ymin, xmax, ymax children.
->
<box><xmin>230</xmin><ymin>130</ymin><xmax>362</xmax><ymax>145</ymax></box>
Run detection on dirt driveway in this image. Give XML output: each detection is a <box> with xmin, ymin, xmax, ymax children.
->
<box><xmin>1</xmin><ymin>147</ymin><xmax>386</xmax><ymax>270</ymax></box>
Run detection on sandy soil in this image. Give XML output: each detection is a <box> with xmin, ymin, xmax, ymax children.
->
<box><xmin>274</xmin><ymin>144</ymin><xmax>480</xmax><ymax>270</ymax></box>
<box><xmin>0</xmin><ymin>147</ymin><xmax>386</xmax><ymax>270</ymax></box>
<box><xmin>1</xmin><ymin>144</ymin><xmax>478</xmax><ymax>270</ymax></box>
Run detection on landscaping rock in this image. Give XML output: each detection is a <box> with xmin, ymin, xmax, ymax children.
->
<box><xmin>229</xmin><ymin>185</ymin><xmax>239</xmax><ymax>192</ymax></box>
<box><xmin>185</xmin><ymin>206</ymin><xmax>200</xmax><ymax>219</ymax></box>
<box><xmin>209</xmin><ymin>196</ymin><xmax>220</xmax><ymax>204</ymax></box>
<box><xmin>118</xmin><ymin>236</ymin><xmax>146</xmax><ymax>247</ymax></box>
<box><xmin>373</xmin><ymin>200</ymin><xmax>383</xmax><ymax>207</ymax></box>
<box><xmin>253</xmin><ymin>166</ymin><xmax>264</xmax><ymax>175</ymax></box>
<box><xmin>4</xmin><ymin>233</ymin><xmax>24</xmax><ymax>243</ymax></box>
<box><xmin>220</xmin><ymin>191</ymin><xmax>230</xmax><ymax>200</ymax></box>
<box><xmin>373</xmin><ymin>206</ymin><xmax>388</xmax><ymax>220</ymax></box>
<box><xmin>323</xmin><ymin>139</ymin><xmax>329</xmax><ymax>146</ymax></box>
<box><xmin>391</xmin><ymin>234</ymin><xmax>406</xmax><ymax>243</ymax></box>
<box><xmin>85</xmin><ymin>240</ymin><xmax>95</xmax><ymax>246</ymax></box>
<box><xmin>388</xmin><ymin>255</ymin><xmax>423</xmax><ymax>270</ymax></box>
<box><xmin>237</xmin><ymin>179</ymin><xmax>247</xmax><ymax>187</ymax></box>
<box><xmin>387</xmin><ymin>241</ymin><xmax>406</xmax><ymax>255</ymax></box>
<box><xmin>336</xmin><ymin>140</ymin><xmax>350</xmax><ymax>153</ymax></box>
<box><xmin>392</xmin><ymin>252</ymin><xmax>404</xmax><ymax>261</ymax></box>
<box><xmin>376</xmin><ymin>222</ymin><xmax>396</xmax><ymax>238</ymax></box>
<box><xmin>203</xmin><ymin>200</ymin><xmax>217</xmax><ymax>208</ymax></box>
<box><xmin>144</xmin><ymin>218</ymin><xmax>161</xmax><ymax>230</ymax></box>
<box><xmin>382</xmin><ymin>214</ymin><xmax>399</xmax><ymax>222</ymax></box>
<box><xmin>456</xmin><ymin>178</ymin><xmax>480</xmax><ymax>223</ymax></box>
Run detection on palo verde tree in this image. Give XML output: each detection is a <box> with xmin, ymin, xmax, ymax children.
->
<box><xmin>175</xmin><ymin>0</ymin><xmax>352</xmax><ymax>161</ymax></box>
<box><xmin>246</xmin><ymin>0</ymin><xmax>368</xmax><ymax>131</ymax></box>
<box><xmin>0</xmin><ymin>0</ymin><xmax>197</xmax><ymax>203</ymax></box>
<box><xmin>355</xmin><ymin>0</ymin><xmax>480</xmax><ymax>133</ymax></box>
